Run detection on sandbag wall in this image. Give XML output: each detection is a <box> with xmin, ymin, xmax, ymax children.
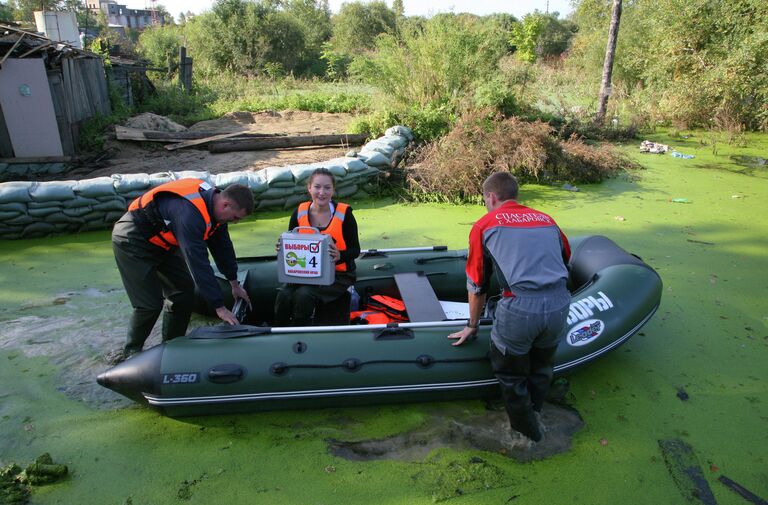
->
<box><xmin>0</xmin><ymin>126</ymin><xmax>413</xmax><ymax>239</ymax></box>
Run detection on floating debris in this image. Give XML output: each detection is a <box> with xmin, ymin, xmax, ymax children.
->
<box><xmin>658</xmin><ymin>439</ymin><xmax>717</xmax><ymax>505</ymax></box>
<box><xmin>718</xmin><ymin>475</ymin><xmax>768</xmax><ymax>505</ymax></box>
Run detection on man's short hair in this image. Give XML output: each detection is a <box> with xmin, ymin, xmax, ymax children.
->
<box><xmin>221</xmin><ymin>184</ymin><xmax>255</xmax><ymax>214</ymax></box>
<box><xmin>482</xmin><ymin>172</ymin><xmax>519</xmax><ymax>201</ymax></box>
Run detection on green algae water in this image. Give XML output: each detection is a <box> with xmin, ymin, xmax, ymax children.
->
<box><xmin>0</xmin><ymin>131</ymin><xmax>767</xmax><ymax>504</ymax></box>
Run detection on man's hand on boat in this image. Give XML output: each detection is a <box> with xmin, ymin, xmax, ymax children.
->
<box><xmin>214</xmin><ymin>280</ymin><xmax>252</xmax><ymax>325</ymax></box>
<box><xmin>448</xmin><ymin>325</ymin><xmax>478</xmax><ymax>346</ymax></box>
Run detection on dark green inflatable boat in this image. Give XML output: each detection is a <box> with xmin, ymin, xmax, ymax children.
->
<box><xmin>98</xmin><ymin>235</ymin><xmax>662</xmax><ymax>417</ymax></box>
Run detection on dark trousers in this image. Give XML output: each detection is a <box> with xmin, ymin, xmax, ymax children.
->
<box><xmin>274</xmin><ymin>272</ymin><xmax>354</xmax><ymax>326</ymax></box>
<box><xmin>489</xmin><ymin>341</ymin><xmax>558</xmax><ymax>442</ymax></box>
<box><xmin>113</xmin><ymin>224</ymin><xmax>194</xmax><ymax>352</ymax></box>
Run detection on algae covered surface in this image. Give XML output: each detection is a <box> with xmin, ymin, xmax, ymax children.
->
<box><xmin>1</xmin><ymin>131</ymin><xmax>767</xmax><ymax>504</ymax></box>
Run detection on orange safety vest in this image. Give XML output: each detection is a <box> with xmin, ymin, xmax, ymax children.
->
<box><xmin>128</xmin><ymin>178</ymin><xmax>218</xmax><ymax>250</ymax></box>
<box><xmin>366</xmin><ymin>295</ymin><xmax>408</xmax><ymax>321</ymax></box>
<box><xmin>296</xmin><ymin>201</ymin><xmax>349</xmax><ymax>272</ymax></box>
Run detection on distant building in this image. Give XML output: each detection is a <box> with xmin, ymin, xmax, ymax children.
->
<box><xmin>85</xmin><ymin>0</ymin><xmax>164</xmax><ymax>29</ymax></box>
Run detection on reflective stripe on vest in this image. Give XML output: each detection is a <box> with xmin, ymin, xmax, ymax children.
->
<box><xmin>128</xmin><ymin>178</ymin><xmax>218</xmax><ymax>250</ymax></box>
<box><xmin>296</xmin><ymin>201</ymin><xmax>349</xmax><ymax>272</ymax></box>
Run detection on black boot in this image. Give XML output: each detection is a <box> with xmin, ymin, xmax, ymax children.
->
<box><xmin>529</xmin><ymin>345</ymin><xmax>558</xmax><ymax>413</ymax></box>
<box><xmin>489</xmin><ymin>343</ymin><xmax>542</xmax><ymax>442</ymax></box>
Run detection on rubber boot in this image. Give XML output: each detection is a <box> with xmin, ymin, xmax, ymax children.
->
<box><xmin>489</xmin><ymin>343</ymin><xmax>542</xmax><ymax>442</ymax></box>
<box><xmin>161</xmin><ymin>307</ymin><xmax>192</xmax><ymax>342</ymax></box>
<box><xmin>125</xmin><ymin>307</ymin><xmax>161</xmax><ymax>353</ymax></box>
<box><xmin>529</xmin><ymin>345</ymin><xmax>558</xmax><ymax>413</ymax></box>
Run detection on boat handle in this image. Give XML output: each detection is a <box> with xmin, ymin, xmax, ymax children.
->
<box><xmin>373</xmin><ymin>262</ymin><xmax>393</xmax><ymax>270</ymax></box>
<box><xmin>207</xmin><ymin>364</ymin><xmax>246</xmax><ymax>384</ymax></box>
<box><xmin>373</xmin><ymin>327</ymin><xmax>414</xmax><ymax>340</ymax></box>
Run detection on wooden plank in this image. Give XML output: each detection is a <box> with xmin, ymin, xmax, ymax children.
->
<box><xmin>208</xmin><ymin>133</ymin><xmax>369</xmax><ymax>153</ymax></box>
<box><xmin>165</xmin><ymin>130</ymin><xmax>256</xmax><ymax>151</ymax></box>
<box><xmin>115</xmin><ymin>126</ymin><xmax>285</xmax><ymax>144</ymax></box>
<box><xmin>0</xmin><ymin>155</ymin><xmax>74</xmax><ymax>163</ymax></box>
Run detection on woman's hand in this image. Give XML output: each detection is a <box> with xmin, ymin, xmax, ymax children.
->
<box><xmin>328</xmin><ymin>242</ymin><xmax>340</xmax><ymax>262</ymax></box>
<box><xmin>275</xmin><ymin>238</ymin><xmax>281</xmax><ymax>253</ymax></box>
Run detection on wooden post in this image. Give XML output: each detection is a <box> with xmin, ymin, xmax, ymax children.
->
<box><xmin>184</xmin><ymin>56</ymin><xmax>193</xmax><ymax>91</ymax></box>
<box><xmin>178</xmin><ymin>46</ymin><xmax>190</xmax><ymax>92</ymax></box>
<box><xmin>595</xmin><ymin>0</ymin><xmax>623</xmax><ymax>124</ymax></box>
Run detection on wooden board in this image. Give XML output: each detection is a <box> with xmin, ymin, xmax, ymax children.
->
<box><xmin>208</xmin><ymin>133</ymin><xmax>369</xmax><ymax>153</ymax></box>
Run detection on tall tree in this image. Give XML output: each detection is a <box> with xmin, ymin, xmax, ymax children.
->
<box><xmin>595</xmin><ymin>0</ymin><xmax>622</xmax><ymax>124</ymax></box>
<box><xmin>392</xmin><ymin>0</ymin><xmax>403</xmax><ymax>18</ymax></box>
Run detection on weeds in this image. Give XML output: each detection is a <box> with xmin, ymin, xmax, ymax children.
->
<box><xmin>407</xmin><ymin>110</ymin><xmax>632</xmax><ymax>202</ymax></box>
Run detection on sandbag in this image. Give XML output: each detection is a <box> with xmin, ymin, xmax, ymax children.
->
<box><xmin>336</xmin><ymin>184</ymin><xmax>358</xmax><ymax>199</ymax></box>
<box><xmin>63</xmin><ymin>206</ymin><xmax>94</xmax><ymax>217</ymax></box>
<box><xmin>358</xmin><ymin>151</ymin><xmax>391</xmax><ymax>168</ymax></box>
<box><xmin>283</xmin><ymin>193</ymin><xmax>308</xmax><ymax>210</ymax></box>
<box><xmin>361</xmin><ymin>140</ymin><xmax>396</xmax><ymax>157</ymax></box>
<box><xmin>308</xmin><ymin>161</ymin><xmax>347</xmax><ymax>178</ymax></box>
<box><xmin>386</xmin><ymin>125</ymin><xmax>414</xmax><ymax>141</ymax></box>
<box><xmin>22</xmin><ymin>222</ymin><xmax>58</xmax><ymax>237</ymax></box>
<box><xmin>264</xmin><ymin>166</ymin><xmax>294</xmax><ymax>185</ymax></box>
<box><xmin>256</xmin><ymin>198</ymin><xmax>285</xmax><ymax>209</ymax></box>
<box><xmin>261</xmin><ymin>186</ymin><xmax>296</xmax><ymax>199</ymax></box>
<box><xmin>112</xmin><ymin>173</ymin><xmax>151</xmax><ymax>192</ymax></box>
<box><xmin>214</xmin><ymin>171</ymin><xmax>251</xmax><ymax>188</ymax></box>
<box><xmin>28</xmin><ymin>200</ymin><xmax>64</xmax><ymax>209</ymax></box>
<box><xmin>0</xmin><ymin>210</ymin><xmax>21</xmax><ymax>220</ymax></box>
<box><xmin>74</xmin><ymin>177</ymin><xmax>116</xmax><ymax>198</ymax></box>
<box><xmin>173</xmin><ymin>170</ymin><xmax>213</xmax><ymax>184</ymax></box>
<box><xmin>62</xmin><ymin>196</ymin><xmax>100</xmax><ymax>208</ymax></box>
<box><xmin>288</xmin><ymin>164</ymin><xmax>315</xmax><ymax>183</ymax></box>
<box><xmin>343</xmin><ymin>158</ymin><xmax>368</xmax><ymax>173</ymax></box>
<box><xmin>45</xmin><ymin>212</ymin><xmax>78</xmax><ymax>224</ymax></box>
<box><xmin>0</xmin><ymin>201</ymin><xmax>27</xmax><ymax>213</ymax></box>
<box><xmin>28</xmin><ymin>206</ymin><xmax>61</xmax><ymax>218</ymax></box>
<box><xmin>148</xmin><ymin>172</ymin><xmax>173</xmax><ymax>186</ymax></box>
<box><xmin>380</xmin><ymin>134</ymin><xmax>409</xmax><ymax>149</ymax></box>
<box><xmin>93</xmin><ymin>199</ymin><xmax>128</xmax><ymax>212</ymax></box>
<box><xmin>29</xmin><ymin>181</ymin><xmax>76</xmax><ymax>202</ymax></box>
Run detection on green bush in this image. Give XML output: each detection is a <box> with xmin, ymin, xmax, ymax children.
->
<box><xmin>137</xmin><ymin>26</ymin><xmax>182</xmax><ymax>75</ymax></box>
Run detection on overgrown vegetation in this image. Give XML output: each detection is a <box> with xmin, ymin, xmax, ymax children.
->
<box><xmin>406</xmin><ymin>110</ymin><xmax>635</xmax><ymax>203</ymax></box>
<box><xmin>15</xmin><ymin>0</ymin><xmax>763</xmax><ymax>190</ymax></box>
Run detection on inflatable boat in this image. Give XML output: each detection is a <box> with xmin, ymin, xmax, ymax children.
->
<box><xmin>97</xmin><ymin>235</ymin><xmax>662</xmax><ymax>417</ymax></box>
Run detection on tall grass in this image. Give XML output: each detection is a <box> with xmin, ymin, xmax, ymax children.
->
<box><xmin>138</xmin><ymin>73</ymin><xmax>374</xmax><ymax>125</ymax></box>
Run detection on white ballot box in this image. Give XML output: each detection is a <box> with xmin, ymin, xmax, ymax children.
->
<box><xmin>277</xmin><ymin>227</ymin><xmax>335</xmax><ymax>286</ymax></box>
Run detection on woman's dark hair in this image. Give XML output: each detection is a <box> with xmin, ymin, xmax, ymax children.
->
<box><xmin>307</xmin><ymin>167</ymin><xmax>336</xmax><ymax>188</ymax></box>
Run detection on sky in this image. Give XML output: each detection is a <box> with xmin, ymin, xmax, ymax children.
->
<box><xmin>149</xmin><ymin>0</ymin><xmax>573</xmax><ymax>23</ymax></box>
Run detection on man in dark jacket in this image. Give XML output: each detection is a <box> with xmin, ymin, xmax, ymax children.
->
<box><xmin>448</xmin><ymin>172</ymin><xmax>571</xmax><ymax>444</ymax></box>
<box><xmin>109</xmin><ymin>179</ymin><xmax>254</xmax><ymax>363</ymax></box>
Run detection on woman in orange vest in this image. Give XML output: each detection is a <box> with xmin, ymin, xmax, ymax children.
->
<box><xmin>274</xmin><ymin>168</ymin><xmax>360</xmax><ymax>326</ymax></box>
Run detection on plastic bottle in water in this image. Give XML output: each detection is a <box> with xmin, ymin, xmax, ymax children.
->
<box><xmin>348</xmin><ymin>286</ymin><xmax>360</xmax><ymax>312</ymax></box>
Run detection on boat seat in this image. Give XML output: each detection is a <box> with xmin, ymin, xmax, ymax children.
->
<box><xmin>313</xmin><ymin>291</ymin><xmax>351</xmax><ymax>326</ymax></box>
<box><xmin>394</xmin><ymin>272</ymin><xmax>446</xmax><ymax>322</ymax></box>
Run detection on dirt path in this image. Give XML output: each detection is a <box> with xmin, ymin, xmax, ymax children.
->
<box><xmin>72</xmin><ymin>110</ymin><xmax>358</xmax><ymax>180</ymax></box>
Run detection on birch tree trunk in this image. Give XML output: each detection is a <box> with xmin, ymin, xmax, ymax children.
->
<box><xmin>595</xmin><ymin>0</ymin><xmax>623</xmax><ymax>124</ymax></box>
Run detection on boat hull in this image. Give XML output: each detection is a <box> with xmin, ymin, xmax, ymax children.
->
<box><xmin>98</xmin><ymin>236</ymin><xmax>662</xmax><ymax>417</ymax></box>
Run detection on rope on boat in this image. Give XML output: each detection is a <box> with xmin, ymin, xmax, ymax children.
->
<box><xmin>269</xmin><ymin>354</ymin><xmax>489</xmax><ymax>376</ymax></box>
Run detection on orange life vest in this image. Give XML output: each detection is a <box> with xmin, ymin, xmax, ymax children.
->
<box><xmin>296</xmin><ymin>201</ymin><xmax>349</xmax><ymax>272</ymax></box>
<box><xmin>128</xmin><ymin>178</ymin><xmax>218</xmax><ymax>250</ymax></box>
<box><xmin>366</xmin><ymin>295</ymin><xmax>408</xmax><ymax>321</ymax></box>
